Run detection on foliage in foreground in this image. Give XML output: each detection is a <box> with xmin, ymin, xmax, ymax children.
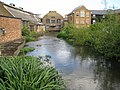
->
<box><xmin>0</xmin><ymin>56</ymin><xmax>66</xmax><ymax>90</ymax></box>
<box><xmin>58</xmin><ymin>14</ymin><xmax>120</xmax><ymax>59</ymax></box>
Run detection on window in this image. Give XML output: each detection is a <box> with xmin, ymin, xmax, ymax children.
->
<box><xmin>51</xmin><ymin>20</ymin><xmax>55</xmax><ymax>24</ymax></box>
<box><xmin>22</xmin><ymin>21</ymin><xmax>28</xmax><ymax>27</ymax></box>
<box><xmin>56</xmin><ymin>25</ymin><xmax>61</xmax><ymax>29</ymax></box>
<box><xmin>76</xmin><ymin>19</ymin><xmax>79</xmax><ymax>24</ymax></box>
<box><xmin>0</xmin><ymin>28</ymin><xmax>5</xmax><ymax>36</ymax></box>
<box><xmin>57</xmin><ymin>19</ymin><xmax>61</xmax><ymax>23</ymax></box>
<box><xmin>46</xmin><ymin>25</ymin><xmax>49</xmax><ymax>29</ymax></box>
<box><xmin>30</xmin><ymin>25</ymin><xmax>34</xmax><ymax>31</ymax></box>
<box><xmin>46</xmin><ymin>19</ymin><xmax>50</xmax><ymax>24</ymax></box>
<box><xmin>51</xmin><ymin>16</ymin><xmax>55</xmax><ymax>24</ymax></box>
<box><xmin>93</xmin><ymin>14</ymin><xmax>96</xmax><ymax>17</ymax></box>
<box><xmin>80</xmin><ymin>11</ymin><xmax>85</xmax><ymax>17</ymax></box>
<box><xmin>93</xmin><ymin>20</ymin><xmax>96</xmax><ymax>24</ymax></box>
<box><xmin>80</xmin><ymin>20</ymin><xmax>85</xmax><ymax>24</ymax></box>
<box><xmin>51</xmin><ymin>16</ymin><xmax>55</xmax><ymax>19</ymax></box>
<box><xmin>86</xmin><ymin>12</ymin><xmax>90</xmax><ymax>17</ymax></box>
<box><xmin>76</xmin><ymin>12</ymin><xmax>79</xmax><ymax>16</ymax></box>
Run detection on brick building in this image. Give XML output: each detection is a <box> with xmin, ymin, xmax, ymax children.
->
<box><xmin>67</xmin><ymin>5</ymin><xmax>91</xmax><ymax>28</ymax></box>
<box><xmin>91</xmin><ymin>10</ymin><xmax>107</xmax><ymax>24</ymax></box>
<box><xmin>0</xmin><ymin>1</ymin><xmax>41</xmax><ymax>32</ymax></box>
<box><xmin>0</xmin><ymin>15</ymin><xmax>22</xmax><ymax>43</ymax></box>
<box><xmin>42</xmin><ymin>11</ymin><xmax>63</xmax><ymax>31</ymax></box>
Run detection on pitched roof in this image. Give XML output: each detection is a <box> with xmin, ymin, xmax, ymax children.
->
<box><xmin>0</xmin><ymin>1</ymin><xmax>39</xmax><ymax>24</ymax></box>
<box><xmin>67</xmin><ymin>5</ymin><xmax>88</xmax><ymax>15</ymax></box>
<box><xmin>72</xmin><ymin>5</ymin><xmax>83</xmax><ymax>12</ymax></box>
<box><xmin>43</xmin><ymin>11</ymin><xmax>63</xmax><ymax>19</ymax></box>
<box><xmin>91</xmin><ymin>10</ymin><xmax>107</xmax><ymax>15</ymax></box>
<box><xmin>115</xmin><ymin>9</ymin><xmax>120</xmax><ymax>13</ymax></box>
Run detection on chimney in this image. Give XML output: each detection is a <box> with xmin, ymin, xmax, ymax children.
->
<box><xmin>10</xmin><ymin>3</ymin><xmax>15</xmax><ymax>7</ymax></box>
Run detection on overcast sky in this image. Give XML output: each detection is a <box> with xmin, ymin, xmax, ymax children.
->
<box><xmin>1</xmin><ymin>0</ymin><xmax>120</xmax><ymax>17</ymax></box>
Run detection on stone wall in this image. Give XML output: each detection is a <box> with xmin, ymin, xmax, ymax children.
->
<box><xmin>0</xmin><ymin>15</ymin><xmax>22</xmax><ymax>43</ymax></box>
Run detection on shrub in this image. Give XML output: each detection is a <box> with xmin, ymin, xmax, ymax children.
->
<box><xmin>19</xmin><ymin>47</ymin><xmax>35</xmax><ymax>55</ymax></box>
<box><xmin>0</xmin><ymin>56</ymin><xmax>66</xmax><ymax>90</ymax></box>
<box><xmin>22</xmin><ymin>26</ymin><xmax>39</xmax><ymax>42</ymax></box>
<box><xmin>58</xmin><ymin>14</ymin><xmax>120</xmax><ymax>59</ymax></box>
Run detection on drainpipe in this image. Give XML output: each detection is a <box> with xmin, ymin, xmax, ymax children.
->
<box><xmin>0</xmin><ymin>49</ymin><xmax>1</xmax><ymax>55</ymax></box>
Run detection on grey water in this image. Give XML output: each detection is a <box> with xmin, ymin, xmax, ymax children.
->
<box><xmin>26</xmin><ymin>33</ymin><xmax>120</xmax><ymax>90</ymax></box>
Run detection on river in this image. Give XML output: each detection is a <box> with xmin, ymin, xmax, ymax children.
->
<box><xmin>26</xmin><ymin>33</ymin><xmax>120</xmax><ymax>90</ymax></box>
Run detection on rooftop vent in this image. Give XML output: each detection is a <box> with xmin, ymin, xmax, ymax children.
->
<box><xmin>49</xmin><ymin>11</ymin><xmax>56</xmax><ymax>13</ymax></box>
<box><xmin>19</xmin><ymin>7</ymin><xmax>23</xmax><ymax>10</ymax></box>
<box><xmin>10</xmin><ymin>3</ymin><xmax>15</xmax><ymax>7</ymax></box>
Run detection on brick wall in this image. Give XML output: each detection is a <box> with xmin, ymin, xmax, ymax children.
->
<box><xmin>0</xmin><ymin>15</ymin><xmax>22</xmax><ymax>43</ymax></box>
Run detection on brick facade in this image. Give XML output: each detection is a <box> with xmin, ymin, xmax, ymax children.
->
<box><xmin>67</xmin><ymin>6</ymin><xmax>91</xmax><ymax>27</ymax></box>
<box><xmin>0</xmin><ymin>15</ymin><xmax>22</xmax><ymax>43</ymax></box>
<box><xmin>43</xmin><ymin>11</ymin><xmax>63</xmax><ymax>31</ymax></box>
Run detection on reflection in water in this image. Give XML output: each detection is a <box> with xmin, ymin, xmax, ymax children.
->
<box><xmin>26</xmin><ymin>34</ymin><xmax>120</xmax><ymax>90</ymax></box>
<box><xmin>94</xmin><ymin>59</ymin><xmax>120</xmax><ymax>90</ymax></box>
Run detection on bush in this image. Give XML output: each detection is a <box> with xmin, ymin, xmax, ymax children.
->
<box><xmin>58</xmin><ymin>14</ymin><xmax>120</xmax><ymax>59</ymax></box>
<box><xmin>22</xmin><ymin>26</ymin><xmax>39</xmax><ymax>42</ymax></box>
<box><xmin>0</xmin><ymin>56</ymin><xmax>66</xmax><ymax>90</ymax></box>
<box><xmin>19</xmin><ymin>47</ymin><xmax>35</xmax><ymax>55</ymax></box>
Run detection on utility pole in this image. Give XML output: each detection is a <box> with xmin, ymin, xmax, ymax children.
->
<box><xmin>101</xmin><ymin>0</ymin><xmax>108</xmax><ymax>10</ymax></box>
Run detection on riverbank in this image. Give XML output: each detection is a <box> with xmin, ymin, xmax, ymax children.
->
<box><xmin>0</xmin><ymin>38</ymin><xmax>25</xmax><ymax>56</ymax></box>
<box><xmin>57</xmin><ymin>14</ymin><xmax>120</xmax><ymax>60</ymax></box>
<box><xmin>0</xmin><ymin>32</ymin><xmax>66</xmax><ymax>90</ymax></box>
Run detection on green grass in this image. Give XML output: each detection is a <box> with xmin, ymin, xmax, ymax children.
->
<box><xmin>19</xmin><ymin>47</ymin><xmax>35</xmax><ymax>55</ymax></box>
<box><xmin>0</xmin><ymin>56</ymin><xmax>66</xmax><ymax>90</ymax></box>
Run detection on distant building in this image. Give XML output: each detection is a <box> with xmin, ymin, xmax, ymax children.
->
<box><xmin>91</xmin><ymin>10</ymin><xmax>107</xmax><ymax>24</ymax></box>
<box><xmin>63</xmin><ymin>14</ymin><xmax>68</xmax><ymax>26</ymax></box>
<box><xmin>42</xmin><ymin>11</ymin><xmax>63</xmax><ymax>31</ymax></box>
<box><xmin>67</xmin><ymin>5</ymin><xmax>91</xmax><ymax>28</ymax></box>
<box><xmin>0</xmin><ymin>1</ymin><xmax>41</xmax><ymax>32</ymax></box>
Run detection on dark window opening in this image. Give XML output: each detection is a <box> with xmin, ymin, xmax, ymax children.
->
<box><xmin>30</xmin><ymin>25</ymin><xmax>34</xmax><ymax>31</ymax></box>
<box><xmin>51</xmin><ymin>20</ymin><xmax>55</xmax><ymax>24</ymax></box>
<box><xmin>57</xmin><ymin>19</ymin><xmax>61</xmax><ymax>23</ymax></box>
<box><xmin>0</xmin><ymin>28</ymin><xmax>5</xmax><ymax>36</ymax></box>
<box><xmin>46</xmin><ymin>19</ymin><xmax>50</xmax><ymax>24</ymax></box>
<box><xmin>22</xmin><ymin>21</ymin><xmax>28</xmax><ymax>27</ymax></box>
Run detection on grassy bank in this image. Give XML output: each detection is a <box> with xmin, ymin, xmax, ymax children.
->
<box><xmin>0</xmin><ymin>56</ymin><xmax>66</xmax><ymax>90</ymax></box>
<box><xmin>58</xmin><ymin>14</ymin><xmax>120</xmax><ymax>59</ymax></box>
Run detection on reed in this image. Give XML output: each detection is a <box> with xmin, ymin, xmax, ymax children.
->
<box><xmin>0</xmin><ymin>56</ymin><xmax>66</xmax><ymax>90</ymax></box>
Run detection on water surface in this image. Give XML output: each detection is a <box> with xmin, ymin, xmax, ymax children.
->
<box><xmin>26</xmin><ymin>33</ymin><xmax>120</xmax><ymax>90</ymax></box>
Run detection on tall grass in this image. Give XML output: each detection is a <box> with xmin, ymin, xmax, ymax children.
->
<box><xmin>0</xmin><ymin>56</ymin><xmax>66</xmax><ymax>90</ymax></box>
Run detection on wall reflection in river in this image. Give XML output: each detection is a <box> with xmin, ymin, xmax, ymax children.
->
<box><xmin>26</xmin><ymin>34</ymin><xmax>120</xmax><ymax>90</ymax></box>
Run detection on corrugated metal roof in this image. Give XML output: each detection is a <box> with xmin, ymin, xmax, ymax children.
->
<box><xmin>91</xmin><ymin>10</ymin><xmax>107</xmax><ymax>15</ymax></box>
<box><xmin>115</xmin><ymin>9</ymin><xmax>120</xmax><ymax>13</ymax></box>
<box><xmin>1</xmin><ymin>2</ymin><xmax>39</xmax><ymax>24</ymax></box>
